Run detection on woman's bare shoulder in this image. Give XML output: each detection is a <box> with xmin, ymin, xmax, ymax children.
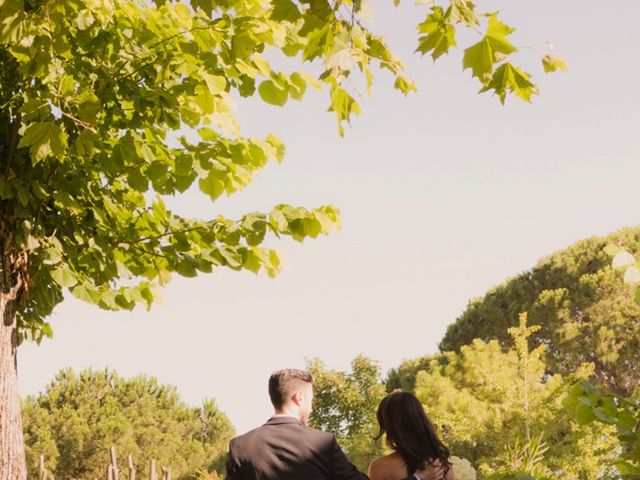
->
<box><xmin>368</xmin><ymin>453</ymin><xmax>407</xmax><ymax>480</ymax></box>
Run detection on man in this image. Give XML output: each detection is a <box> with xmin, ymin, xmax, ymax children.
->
<box><xmin>225</xmin><ymin>369</ymin><xmax>441</xmax><ymax>480</ymax></box>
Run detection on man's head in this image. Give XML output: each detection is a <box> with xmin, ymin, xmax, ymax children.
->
<box><xmin>268</xmin><ymin>369</ymin><xmax>314</xmax><ymax>423</ymax></box>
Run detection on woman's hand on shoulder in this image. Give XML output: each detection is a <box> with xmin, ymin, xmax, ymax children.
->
<box><xmin>414</xmin><ymin>460</ymin><xmax>446</xmax><ymax>480</ymax></box>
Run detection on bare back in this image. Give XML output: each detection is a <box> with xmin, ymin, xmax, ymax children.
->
<box><xmin>368</xmin><ymin>452</ymin><xmax>455</xmax><ymax>480</ymax></box>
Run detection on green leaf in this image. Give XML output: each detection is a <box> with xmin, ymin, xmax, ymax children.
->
<box><xmin>450</xmin><ymin>0</ymin><xmax>479</xmax><ymax>26</ymax></box>
<box><xmin>326</xmin><ymin>48</ymin><xmax>356</xmax><ymax>70</ymax></box>
<box><xmin>481</xmin><ymin>63</ymin><xmax>537</xmax><ymax>104</ymax></box>
<box><xmin>303</xmin><ymin>25</ymin><xmax>331</xmax><ymax>61</ymax></box>
<box><xmin>43</xmin><ymin>247</ymin><xmax>63</xmax><ymax>265</ymax></box>
<box><xmin>288</xmin><ymin>72</ymin><xmax>307</xmax><ymax>100</ymax></box>
<box><xmin>258</xmin><ymin>80</ymin><xmax>288</xmax><ymax>106</ymax></box>
<box><xmin>18</xmin><ymin>121</ymin><xmax>68</xmax><ymax>163</ymax></box>
<box><xmin>270</xmin><ymin>0</ymin><xmax>301</xmax><ymax>22</ymax></box>
<box><xmin>201</xmin><ymin>71</ymin><xmax>227</xmax><ymax>93</ymax></box>
<box><xmin>0</xmin><ymin>0</ymin><xmax>26</xmax><ymax>44</ymax></box>
<box><xmin>485</xmin><ymin>13</ymin><xmax>517</xmax><ymax>55</ymax></box>
<box><xmin>77</xmin><ymin>91</ymin><xmax>101</xmax><ymax>123</ymax></box>
<box><xmin>194</xmin><ymin>86</ymin><xmax>216</xmax><ymax>114</ymax></box>
<box><xmin>72</xmin><ymin>283</ymin><xmax>102</xmax><ymax>304</ymax></box>
<box><xmin>416</xmin><ymin>7</ymin><xmax>456</xmax><ymax>60</ymax></box>
<box><xmin>50</xmin><ymin>266</ymin><xmax>78</xmax><ymax>288</ymax></box>
<box><xmin>575</xmin><ymin>403</ymin><xmax>596</xmax><ymax>425</ymax></box>
<box><xmin>542</xmin><ymin>54</ymin><xmax>568</xmax><ymax>73</ymax></box>
<box><xmin>127</xmin><ymin>168</ymin><xmax>149</xmax><ymax>192</ymax></box>
<box><xmin>14</xmin><ymin>183</ymin><xmax>29</xmax><ymax>205</ymax></box>
<box><xmin>76</xmin><ymin>9</ymin><xmax>95</xmax><ymax>30</ymax></box>
<box><xmin>242</xmin><ymin>213</ymin><xmax>268</xmax><ymax>246</ymax></box>
<box><xmin>253</xmin><ymin>54</ymin><xmax>271</xmax><ymax>77</ymax></box>
<box><xmin>329</xmin><ymin>86</ymin><xmax>361</xmax><ymax>136</ymax></box>
<box><xmin>266</xmin><ymin>134</ymin><xmax>286</xmax><ymax>162</ymax></box>
<box><xmin>463</xmin><ymin>13</ymin><xmax>517</xmax><ymax>83</ymax></box>
<box><xmin>199</xmin><ymin>173</ymin><xmax>225</xmax><ymax>201</ymax></box>
<box><xmin>463</xmin><ymin>38</ymin><xmax>493</xmax><ymax>82</ymax></box>
<box><xmin>0</xmin><ymin>177</ymin><xmax>14</xmax><ymax>200</ymax></box>
<box><xmin>175</xmin><ymin>258</ymin><xmax>198</xmax><ymax>277</ymax></box>
<box><xmin>393</xmin><ymin>76</ymin><xmax>417</xmax><ymax>96</ymax></box>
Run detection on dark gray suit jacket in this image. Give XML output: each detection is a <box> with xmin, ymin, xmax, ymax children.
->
<box><xmin>224</xmin><ymin>416</ymin><xmax>416</xmax><ymax>480</ymax></box>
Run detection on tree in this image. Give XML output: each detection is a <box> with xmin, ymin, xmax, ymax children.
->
<box><xmin>307</xmin><ymin>356</ymin><xmax>386</xmax><ymax>471</ymax></box>
<box><xmin>439</xmin><ymin>226</ymin><xmax>640</xmax><ymax>396</ymax></box>
<box><xmin>413</xmin><ymin>317</ymin><xmax>618</xmax><ymax>480</ymax></box>
<box><xmin>0</xmin><ymin>0</ymin><xmax>562</xmax><ymax>476</ymax></box>
<box><xmin>22</xmin><ymin>368</ymin><xmax>234</xmax><ymax>480</ymax></box>
<box><xmin>385</xmin><ymin>354</ymin><xmax>435</xmax><ymax>393</ymax></box>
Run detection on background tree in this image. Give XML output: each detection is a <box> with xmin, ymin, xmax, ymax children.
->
<box><xmin>386</xmin><ymin>354</ymin><xmax>435</xmax><ymax>393</ymax></box>
<box><xmin>307</xmin><ymin>355</ymin><xmax>386</xmax><ymax>471</ymax></box>
<box><xmin>0</xmin><ymin>0</ymin><xmax>562</xmax><ymax>476</ymax></box>
<box><xmin>413</xmin><ymin>318</ymin><xmax>618</xmax><ymax>480</ymax></box>
<box><xmin>439</xmin><ymin>226</ymin><xmax>640</xmax><ymax>396</ymax></box>
<box><xmin>22</xmin><ymin>368</ymin><xmax>233</xmax><ymax>480</ymax></box>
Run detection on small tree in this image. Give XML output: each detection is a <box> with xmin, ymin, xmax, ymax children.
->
<box><xmin>307</xmin><ymin>355</ymin><xmax>386</xmax><ymax>471</ymax></box>
<box><xmin>0</xmin><ymin>0</ymin><xmax>562</xmax><ymax>476</ymax></box>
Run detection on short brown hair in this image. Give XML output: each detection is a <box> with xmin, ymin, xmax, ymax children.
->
<box><xmin>268</xmin><ymin>369</ymin><xmax>313</xmax><ymax>409</ymax></box>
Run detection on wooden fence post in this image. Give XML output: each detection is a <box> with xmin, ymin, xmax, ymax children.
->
<box><xmin>39</xmin><ymin>455</ymin><xmax>45</xmax><ymax>480</ymax></box>
<box><xmin>110</xmin><ymin>446</ymin><xmax>120</xmax><ymax>480</ymax></box>
<box><xmin>128</xmin><ymin>453</ymin><xmax>136</xmax><ymax>480</ymax></box>
<box><xmin>161</xmin><ymin>466</ymin><xmax>171</xmax><ymax>480</ymax></box>
<box><xmin>149</xmin><ymin>458</ymin><xmax>157</xmax><ymax>480</ymax></box>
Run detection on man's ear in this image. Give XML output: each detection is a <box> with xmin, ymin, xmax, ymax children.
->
<box><xmin>291</xmin><ymin>391</ymin><xmax>303</xmax><ymax>406</ymax></box>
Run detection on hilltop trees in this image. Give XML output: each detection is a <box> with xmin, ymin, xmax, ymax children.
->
<box><xmin>22</xmin><ymin>369</ymin><xmax>233</xmax><ymax>479</ymax></box>
<box><xmin>440</xmin><ymin>227</ymin><xmax>640</xmax><ymax>396</ymax></box>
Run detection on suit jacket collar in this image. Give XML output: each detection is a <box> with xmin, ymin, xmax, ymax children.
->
<box><xmin>265</xmin><ymin>415</ymin><xmax>303</xmax><ymax>426</ymax></box>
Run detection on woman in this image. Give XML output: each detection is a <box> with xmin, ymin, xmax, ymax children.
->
<box><xmin>368</xmin><ymin>391</ymin><xmax>455</xmax><ymax>480</ymax></box>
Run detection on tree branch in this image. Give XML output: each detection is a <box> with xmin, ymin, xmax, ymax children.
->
<box><xmin>4</xmin><ymin>113</ymin><xmax>20</xmax><ymax>176</ymax></box>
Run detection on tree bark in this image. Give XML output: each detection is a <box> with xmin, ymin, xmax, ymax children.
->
<box><xmin>0</xmin><ymin>293</ymin><xmax>27</xmax><ymax>480</ymax></box>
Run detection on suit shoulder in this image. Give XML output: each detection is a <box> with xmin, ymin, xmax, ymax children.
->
<box><xmin>229</xmin><ymin>425</ymin><xmax>265</xmax><ymax>446</ymax></box>
<box><xmin>300</xmin><ymin>424</ymin><xmax>335</xmax><ymax>440</ymax></box>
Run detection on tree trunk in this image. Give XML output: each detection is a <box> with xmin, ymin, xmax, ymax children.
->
<box><xmin>0</xmin><ymin>294</ymin><xmax>27</xmax><ymax>480</ymax></box>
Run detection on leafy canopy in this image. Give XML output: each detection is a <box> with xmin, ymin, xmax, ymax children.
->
<box><xmin>0</xmin><ymin>0</ymin><xmax>563</xmax><ymax>343</ymax></box>
<box><xmin>439</xmin><ymin>227</ymin><xmax>640</xmax><ymax>396</ymax></box>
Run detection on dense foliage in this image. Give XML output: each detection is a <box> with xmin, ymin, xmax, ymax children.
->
<box><xmin>312</xmin><ymin>318</ymin><xmax>621</xmax><ymax>479</ymax></box>
<box><xmin>439</xmin><ymin>227</ymin><xmax>640</xmax><ymax>396</ymax></box>
<box><xmin>307</xmin><ymin>355</ymin><xmax>386</xmax><ymax>471</ymax></box>
<box><xmin>414</xmin><ymin>316</ymin><xmax>618</xmax><ymax>479</ymax></box>
<box><xmin>22</xmin><ymin>369</ymin><xmax>233</xmax><ymax>480</ymax></box>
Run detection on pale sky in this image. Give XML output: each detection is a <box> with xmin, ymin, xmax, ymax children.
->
<box><xmin>18</xmin><ymin>1</ymin><xmax>640</xmax><ymax>435</ymax></box>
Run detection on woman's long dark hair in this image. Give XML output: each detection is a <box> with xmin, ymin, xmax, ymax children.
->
<box><xmin>375</xmin><ymin>391</ymin><xmax>451</xmax><ymax>476</ymax></box>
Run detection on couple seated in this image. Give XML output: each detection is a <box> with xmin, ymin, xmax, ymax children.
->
<box><xmin>225</xmin><ymin>368</ymin><xmax>455</xmax><ymax>480</ymax></box>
